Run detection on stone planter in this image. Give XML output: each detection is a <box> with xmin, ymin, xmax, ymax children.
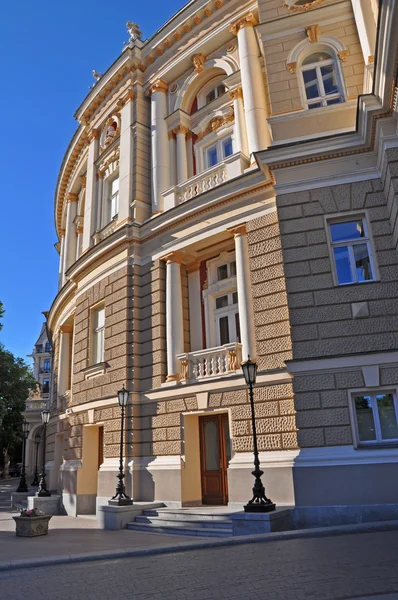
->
<box><xmin>13</xmin><ymin>515</ymin><xmax>52</xmax><ymax>537</ymax></box>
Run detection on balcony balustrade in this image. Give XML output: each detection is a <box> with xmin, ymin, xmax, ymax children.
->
<box><xmin>177</xmin><ymin>342</ymin><xmax>242</xmax><ymax>382</ymax></box>
<box><xmin>25</xmin><ymin>399</ymin><xmax>48</xmax><ymax>411</ymax></box>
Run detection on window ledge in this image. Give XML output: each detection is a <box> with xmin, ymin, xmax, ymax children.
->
<box><xmin>82</xmin><ymin>362</ymin><xmax>108</xmax><ymax>380</ymax></box>
<box><xmin>269</xmin><ymin>99</ymin><xmax>357</xmax><ymax>123</ymax></box>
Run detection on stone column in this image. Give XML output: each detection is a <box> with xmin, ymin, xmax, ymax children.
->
<box><xmin>74</xmin><ymin>216</ymin><xmax>83</xmax><ymax>261</ymax></box>
<box><xmin>173</xmin><ymin>125</ymin><xmax>189</xmax><ymax>185</ymax></box>
<box><xmin>168</xmin><ymin>131</ymin><xmax>177</xmax><ymax>187</ymax></box>
<box><xmin>82</xmin><ymin>129</ymin><xmax>99</xmax><ymax>252</ymax></box>
<box><xmin>230</xmin><ymin>224</ymin><xmax>257</xmax><ymax>361</ymax></box>
<box><xmin>187</xmin><ymin>262</ymin><xmax>203</xmax><ymax>352</ymax></box>
<box><xmin>149</xmin><ymin>80</ymin><xmax>170</xmax><ymax>214</ymax></box>
<box><xmin>229</xmin><ymin>87</ymin><xmax>249</xmax><ymax>157</ymax></box>
<box><xmin>231</xmin><ymin>14</ymin><xmax>271</xmax><ymax>155</ymax></box>
<box><xmin>96</xmin><ymin>171</ymin><xmax>104</xmax><ymax>232</ymax></box>
<box><xmin>57</xmin><ymin>325</ymin><xmax>72</xmax><ymax>408</ymax></box>
<box><xmin>63</xmin><ymin>193</ymin><xmax>78</xmax><ymax>277</ymax></box>
<box><xmin>350</xmin><ymin>0</ymin><xmax>376</xmax><ymax>91</ymax></box>
<box><xmin>118</xmin><ymin>88</ymin><xmax>134</xmax><ymax>226</ymax></box>
<box><xmin>58</xmin><ymin>232</ymin><xmax>65</xmax><ymax>289</ymax></box>
<box><xmin>165</xmin><ymin>252</ymin><xmax>184</xmax><ymax>382</ymax></box>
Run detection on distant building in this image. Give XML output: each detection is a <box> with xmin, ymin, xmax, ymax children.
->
<box><xmin>24</xmin><ymin>323</ymin><xmax>52</xmax><ymax>477</ymax></box>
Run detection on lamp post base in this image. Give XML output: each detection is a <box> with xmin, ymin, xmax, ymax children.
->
<box><xmin>244</xmin><ymin>501</ymin><xmax>276</xmax><ymax>513</ymax></box>
<box><xmin>37</xmin><ymin>489</ymin><xmax>51</xmax><ymax>498</ymax></box>
<box><xmin>108</xmin><ymin>498</ymin><xmax>133</xmax><ymax>507</ymax></box>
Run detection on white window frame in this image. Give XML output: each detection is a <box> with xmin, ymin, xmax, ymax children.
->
<box><xmin>204</xmin><ymin>135</ymin><xmax>234</xmax><ymax>169</ymax></box>
<box><xmin>214</xmin><ymin>291</ymin><xmax>240</xmax><ymax>346</ymax></box>
<box><xmin>349</xmin><ymin>388</ymin><xmax>398</xmax><ymax>447</ymax></box>
<box><xmin>197</xmin><ymin>76</ymin><xmax>226</xmax><ymax>110</ymax></box>
<box><xmin>326</xmin><ymin>213</ymin><xmax>377</xmax><ymax>286</ymax></box>
<box><xmin>299</xmin><ymin>53</ymin><xmax>344</xmax><ymax>110</ymax></box>
<box><xmin>202</xmin><ymin>252</ymin><xmax>239</xmax><ymax>349</ymax></box>
<box><xmin>108</xmin><ymin>176</ymin><xmax>119</xmax><ymax>222</ymax></box>
<box><xmin>101</xmin><ymin>160</ymin><xmax>119</xmax><ymax>228</ymax></box>
<box><xmin>194</xmin><ymin>127</ymin><xmax>235</xmax><ymax>174</ymax></box>
<box><xmin>92</xmin><ymin>305</ymin><xmax>105</xmax><ymax>365</ymax></box>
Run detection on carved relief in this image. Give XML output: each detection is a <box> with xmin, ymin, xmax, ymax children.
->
<box><xmin>305</xmin><ymin>24</ymin><xmax>320</xmax><ymax>43</ymax></box>
<box><xmin>197</xmin><ymin>110</ymin><xmax>234</xmax><ymax>140</ymax></box>
<box><xmin>286</xmin><ymin>62</ymin><xmax>297</xmax><ymax>73</ymax></box>
<box><xmin>283</xmin><ymin>0</ymin><xmax>325</xmax><ymax>11</ymax></box>
<box><xmin>192</xmin><ymin>53</ymin><xmax>206</xmax><ymax>73</ymax></box>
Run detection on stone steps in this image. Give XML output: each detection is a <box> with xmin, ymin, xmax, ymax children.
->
<box><xmin>127</xmin><ymin>507</ymin><xmax>235</xmax><ymax>538</ymax></box>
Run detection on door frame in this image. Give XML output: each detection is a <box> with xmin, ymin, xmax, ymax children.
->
<box><xmin>199</xmin><ymin>412</ymin><xmax>230</xmax><ymax>505</ymax></box>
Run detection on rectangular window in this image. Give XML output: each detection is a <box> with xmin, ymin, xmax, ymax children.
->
<box><xmin>92</xmin><ymin>306</ymin><xmax>105</xmax><ymax>365</ymax></box>
<box><xmin>329</xmin><ymin>217</ymin><xmax>375</xmax><ymax>285</ymax></box>
<box><xmin>204</xmin><ymin>136</ymin><xmax>234</xmax><ymax>169</ymax></box>
<box><xmin>206</xmin><ymin>145</ymin><xmax>218</xmax><ymax>168</ymax></box>
<box><xmin>42</xmin><ymin>379</ymin><xmax>50</xmax><ymax>394</ymax></box>
<box><xmin>214</xmin><ymin>292</ymin><xmax>240</xmax><ymax>346</ymax></box>
<box><xmin>109</xmin><ymin>177</ymin><xmax>119</xmax><ymax>220</ymax></box>
<box><xmin>353</xmin><ymin>392</ymin><xmax>398</xmax><ymax>445</ymax></box>
<box><xmin>43</xmin><ymin>359</ymin><xmax>50</xmax><ymax>373</ymax></box>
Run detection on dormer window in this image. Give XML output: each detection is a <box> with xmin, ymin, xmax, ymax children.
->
<box><xmin>300</xmin><ymin>51</ymin><xmax>343</xmax><ymax>109</ymax></box>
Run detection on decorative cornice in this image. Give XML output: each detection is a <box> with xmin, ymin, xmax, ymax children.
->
<box><xmin>305</xmin><ymin>24</ymin><xmax>320</xmax><ymax>44</ymax></box>
<box><xmin>197</xmin><ymin>110</ymin><xmax>234</xmax><ymax>140</ymax></box>
<box><xmin>148</xmin><ymin>79</ymin><xmax>169</xmax><ymax>95</ymax></box>
<box><xmin>228</xmin><ymin>86</ymin><xmax>243</xmax><ymax>101</ymax></box>
<box><xmin>120</xmin><ymin>87</ymin><xmax>135</xmax><ymax>105</ymax></box>
<box><xmin>230</xmin><ymin>13</ymin><xmax>257</xmax><ymax>36</ymax></box>
<box><xmin>192</xmin><ymin>53</ymin><xmax>206</xmax><ymax>73</ymax></box>
<box><xmin>283</xmin><ymin>0</ymin><xmax>325</xmax><ymax>12</ymax></box>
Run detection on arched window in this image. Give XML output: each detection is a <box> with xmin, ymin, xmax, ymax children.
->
<box><xmin>300</xmin><ymin>51</ymin><xmax>343</xmax><ymax>109</ymax></box>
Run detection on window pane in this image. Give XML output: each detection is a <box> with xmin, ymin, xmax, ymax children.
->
<box><xmin>204</xmin><ymin>421</ymin><xmax>219</xmax><ymax>471</ymax></box>
<box><xmin>206</xmin><ymin>89</ymin><xmax>216</xmax><ymax>104</ymax></box>
<box><xmin>215</xmin><ymin>295</ymin><xmax>228</xmax><ymax>309</ymax></box>
<box><xmin>111</xmin><ymin>178</ymin><xmax>119</xmax><ymax>194</ymax></box>
<box><xmin>321</xmin><ymin>64</ymin><xmax>338</xmax><ymax>95</ymax></box>
<box><xmin>327</xmin><ymin>98</ymin><xmax>341</xmax><ymax>105</ymax></box>
<box><xmin>219</xmin><ymin>316</ymin><xmax>230</xmax><ymax>345</ymax></box>
<box><xmin>207</xmin><ymin>145</ymin><xmax>218</xmax><ymax>167</ymax></box>
<box><xmin>333</xmin><ymin>246</ymin><xmax>353</xmax><ymax>284</ymax></box>
<box><xmin>302</xmin><ymin>52</ymin><xmax>332</xmax><ymax>65</ymax></box>
<box><xmin>377</xmin><ymin>394</ymin><xmax>398</xmax><ymax>440</ymax></box>
<box><xmin>303</xmin><ymin>68</ymin><xmax>320</xmax><ymax>99</ymax></box>
<box><xmin>232</xmin><ymin>292</ymin><xmax>238</xmax><ymax>305</ymax></box>
<box><xmin>330</xmin><ymin>221</ymin><xmax>365</xmax><ymax>242</ymax></box>
<box><xmin>235</xmin><ymin>312</ymin><xmax>241</xmax><ymax>342</ymax></box>
<box><xmin>96</xmin><ymin>307</ymin><xmax>105</xmax><ymax>329</ymax></box>
<box><xmin>217</xmin><ymin>84</ymin><xmax>226</xmax><ymax>97</ymax></box>
<box><xmin>230</xmin><ymin>261</ymin><xmax>236</xmax><ymax>277</ymax></box>
<box><xmin>354</xmin><ymin>243</ymin><xmax>373</xmax><ymax>281</ymax></box>
<box><xmin>223</xmin><ymin>137</ymin><xmax>233</xmax><ymax>158</ymax></box>
<box><xmin>308</xmin><ymin>102</ymin><xmax>323</xmax><ymax>109</ymax></box>
<box><xmin>217</xmin><ymin>264</ymin><xmax>228</xmax><ymax>281</ymax></box>
<box><xmin>355</xmin><ymin>396</ymin><xmax>377</xmax><ymax>441</ymax></box>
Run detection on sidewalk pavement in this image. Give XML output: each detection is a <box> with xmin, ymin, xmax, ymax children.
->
<box><xmin>2</xmin><ymin>504</ymin><xmax>398</xmax><ymax>572</ymax></box>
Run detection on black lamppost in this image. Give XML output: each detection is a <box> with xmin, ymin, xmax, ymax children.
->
<box><xmin>242</xmin><ymin>356</ymin><xmax>275</xmax><ymax>513</ymax></box>
<box><xmin>16</xmin><ymin>420</ymin><xmax>30</xmax><ymax>493</ymax></box>
<box><xmin>110</xmin><ymin>386</ymin><xmax>132</xmax><ymax>506</ymax></box>
<box><xmin>31</xmin><ymin>432</ymin><xmax>42</xmax><ymax>487</ymax></box>
<box><xmin>37</xmin><ymin>409</ymin><xmax>51</xmax><ymax>497</ymax></box>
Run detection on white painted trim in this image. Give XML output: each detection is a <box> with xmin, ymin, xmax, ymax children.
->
<box><xmin>286</xmin><ymin>352</ymin><xmax>398</xmax><ymax>375</ymax></box>
<box><xmin>294</xmin><ymin>445</ymin><xmax>398</xmax><ymax>467</ymax></box>
<box><xmin>229</xmin><ymin>451</ymin><xmax>299</xmax><ymax>469</ymax></box>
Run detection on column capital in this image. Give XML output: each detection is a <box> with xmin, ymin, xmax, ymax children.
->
<box><xmin>173</xmin><ymin>124</ymin><xmax>190</xmax><ymax>137</ymax></box>
<box><xmin>229</xmin><ymin>86</ymin><xmax>243</xmax><ymax>101</ymax></box>
<box><xmin>60</xmin><ymin>229</ymin><xmax>66</xmax><ymax>238</ymax></box>
<box><xmin>228</xmin><ymin>223</ymin><xmax>247</xmax><ymax>237</ymax></box>
<box><xmin>148</xmin><ymin>79</ymin><xmax>169</xmax><ymax>96</ymax></box>
<box><xmin>186</xmin><ymin>260</ymin><xmax>201</xmax><ymax>274</ymax></box>
<box><xmin>87</xmin><ymin>128</ymin><xmax>99</xmax><ymax>143</ymax></box>
<box><xmin>120</xmin><ymin>86</ymin><xmax>135</xmax><ymax>105</ymax></box>
<box><xmin>67</xmin><ymin>192</ymin><xmax>79</xmax><ymax>203</ymax></box>
<box><xmin>161</xmin><ymin>251</ymin><xmax>184</xmax><ymax>265</ymax></box>
<box><xmin>168</xmin><ymin>130</ymin><xmax>176</xmax><ymax>140</ymax></box>
<box><xmin>59</xmin><ymin>325</ymin><xmax>72</xmax><ymax>334</ymax></box>
<box><xmin>97</xmin><ymin>170</ymin><xmax>105</xmax><ymax>179</ymax></box>
<box><xmin>230</xmin><ymin>13</ymin><xmax>257</xmax><ymax>36</ymax></box>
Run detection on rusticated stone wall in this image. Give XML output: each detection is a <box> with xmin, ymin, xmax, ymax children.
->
<box><xmin>247</xmin><ymin>211</ymin><xmax>292</xmax><ymax>371</ymax></box>
<box><xmin>209</xmin><ymin>382</ymin><xmax>297</xmax><ymax>452</ymax></box>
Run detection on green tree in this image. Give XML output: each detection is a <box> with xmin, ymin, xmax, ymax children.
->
<box><xmin>0</xmin><ymin>302</ymin><xmax>36</xmax><ymax>476</ymax></box>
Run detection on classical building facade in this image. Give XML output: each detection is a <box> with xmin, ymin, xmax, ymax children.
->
<box><xmin>24</xmin><ymin>324</ymin><xmax>52</xmax><ymax>477</ymax></box>
<box><xmin>46</xmin><ymin>0</ymin><xmax>398</xmax><ymax>516</ymax></box>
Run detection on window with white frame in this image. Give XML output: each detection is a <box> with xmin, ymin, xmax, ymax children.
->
<box><xmin>205</xmin><ymin>84</ymin><xmax>226</xmax><ymax>105</ymax></box>
<box><xmin>352</xmin><ymin>391</ymin><xmax>398</xmax><ymax>445</ymax></box>
<box><xmin>328</xmin><ymin>217</ymin><xmax>375</xmax><ymax>285</ymax></box>
<box><xmin>108</xmin><ymin>176</ymin><xmax>119</xmax><ymax>222</ymax></box>
<box><xmin>92</xmin><ymin>306</ymin><xmax>105</xmax><ymax>365</ymax></box>
<box><xmin>205</xmin><ymin>135</ymin><xmax>233</xmax><ymax>169</ymax></box>
<box><xmin>203</xmin><ymin>254</ymin><xmax>241</xmax><ymax>348</ymax></box>
<box><xmin>300</xmin><ymin>51</ymin><xmax>343</xmax><ymax>109</ymax></box>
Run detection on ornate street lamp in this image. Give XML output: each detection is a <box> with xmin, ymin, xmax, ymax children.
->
<box><xmin>16</xmin><ymin>420</ymin><xmax>30</xmax><ymax>493</ymax></box>
<box><xmin>110</xmin><ymin>386</ymin><xmax>132</xmax><ymax>506</ymax></box>
<box><xmin>37</xmin><ymin>409</ymin><xmax>51</xmax><ymax>497</ymax></box>
<box><xmin>31</xmin><ymin>432</ymin><xmax>42</xmax><ymax>487</ymax></box>
<box><xmin>242</xmin><ymin>356</ymin><xmax>275</xmax><ymax>513</ymax></box>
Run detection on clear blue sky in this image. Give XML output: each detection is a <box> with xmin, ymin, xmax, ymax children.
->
<box><xmin>0</xmin><ymin>0</ymin><xmax>185</xmax><ymax>364</ymax></box>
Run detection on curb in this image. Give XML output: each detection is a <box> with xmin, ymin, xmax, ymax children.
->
<box><xmin>1</xmin><ymin>519</ymin><xmax>398</xmax><ymax>572</ymax></box>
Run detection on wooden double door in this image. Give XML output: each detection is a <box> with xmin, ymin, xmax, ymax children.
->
<box><xmin>199</xmin><ymin>414</ymin><xmax>231</xmax><ymax>505</ymax></box>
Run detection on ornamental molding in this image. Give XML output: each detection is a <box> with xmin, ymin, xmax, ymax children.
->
<box><xmin>230</xmin><ymin>13</ymin><xmax>257</xmax><ymax>36</ymax></box>
<box><xmin>87</xmin><ymin>128</ymin><xmax>99</xmax><ymax>143</ymax></box>
<box><xmin>197</xmin><ymin>110</ymin><xmax>234</xmax><ymax>140</ymax></box>
<box><xmin>147</xmin><ymin>79</ymin><xmax>169</xmax><ymax>95</ymax></box>
<box><xmin>173</xmin><ymin>124</ymin><xmax>190</xmax><ymax>136</ymax></box>
<box><xmin>98</xmin><ymin>147</ymin><xmax>120</xmax><ymax>177</ymax></box>
<box><xmin>305</xmin><ymin>24</ymin><xmax>320</xmax><ymax>44</ymax></box>
<box><xmin>228</xmin><ymin>86</ymin><xmax>243</xmax><ymax>101</ymax></box>
<box><xmin>338</xmin><ymin>49</ymin><xmax>349</xmax><ymax>62</ymax></box>
<box><xmin>192</xmin><ymin>53</ymin><xmax>206</xmax><ymax>73</ymax></box>
<box><xmin>286</xmin><ymin>62</ymin><xmax>297</xmax><ymax>73</ymax></box>
<box><xmin>283</xmin><ymin>0</ymin><xmax>325</xmax><ymax>12</ymax></box>
<box><xmin>67</xmin><ymin>193</ymin><xmax>78</xmax><ymax>203</ymax></box>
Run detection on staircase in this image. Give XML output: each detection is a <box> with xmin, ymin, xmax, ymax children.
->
<box><xmin>127</xmin><ymin>507</ymin><xmax>234</xmax><ymax>538</ymax></box>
